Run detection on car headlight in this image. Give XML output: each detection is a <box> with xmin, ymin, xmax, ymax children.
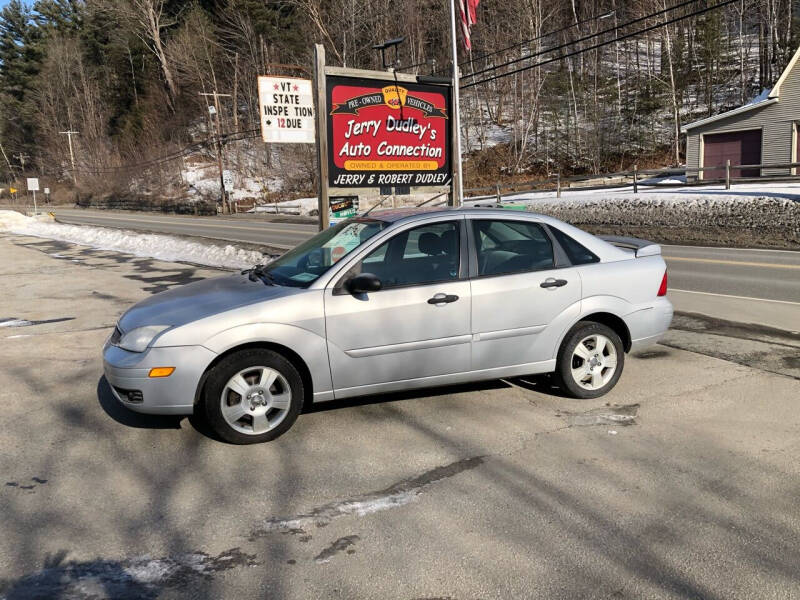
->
<box><xmin>116</xmin><ymin>325</ymin><xmax>171</xmax><ymax>353</ymax></box>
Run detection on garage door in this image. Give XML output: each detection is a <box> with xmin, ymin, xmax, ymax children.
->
<box><xmin>703</xmin><ymin>129</ymin><xmax>762</xmax><ymax>179</ymax></box>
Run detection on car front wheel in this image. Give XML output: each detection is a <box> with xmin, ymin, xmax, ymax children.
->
<box><xmin>203</xmin><ymin>349</ymin><xmax>304</xmax><ymax>444</ymax></box>
<box><xmin>555</xmin><ymin>322</ymin><xmax>625</xmax><ymax>399</ymax></box>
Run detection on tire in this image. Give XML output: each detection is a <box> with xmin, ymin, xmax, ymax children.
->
<box><xmin>555</xmin><ymin>321</ymin><xmax>625</xmax><ymax>399</ymax></box>
<box><xmin>203</xmin><ymin>349</ymin><xmax>304</xmax><ymax>444</ymax></box>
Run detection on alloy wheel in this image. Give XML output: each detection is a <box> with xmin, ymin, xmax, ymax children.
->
<box><xmin>570</xmin><ymin>334</ymin><xmax>618</xmax><ymax>391</ymax></box>
<box><xmin>220</xmin><ymin>366</ymin><xmax>292</xmax><ymax>435</ymax></box>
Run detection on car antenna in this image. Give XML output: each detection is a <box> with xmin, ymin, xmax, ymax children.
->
<box><xmin>415</xmin><ymin>190</ymin><xmax>448</xmax><ymax>208</ymax></box>
<box><xmin>360</xmin><ymin>195</ymin><xmax>391</xmax><ymax>217</ymax></box>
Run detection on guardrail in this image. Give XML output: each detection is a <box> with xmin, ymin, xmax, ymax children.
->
<box><xmin>464</xmin><ymin>160</ymin><xmax>800</xmax><ymax>201</ymax></box>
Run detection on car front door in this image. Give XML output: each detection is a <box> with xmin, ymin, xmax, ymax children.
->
<box><xmin>324</xmin><ymin>216</ymin><xmax>471</xmax><ymax>395</ymax></box>
<box><xmin>468</xmin><ymin>217</ymin><xmax>582</xmax><ymax>372</ymax></box>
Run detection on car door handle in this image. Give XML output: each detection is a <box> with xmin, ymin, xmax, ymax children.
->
<box><xmin>427</xmin><ymin>293</ymin><xmax>459</xmax><ymax>305</ymax></box>
<box><xmin>540</xmin><ymin>278</ymin><xmax>568</xmax><ymax>289</ymax></box>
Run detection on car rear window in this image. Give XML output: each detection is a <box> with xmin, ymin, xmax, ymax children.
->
<box><xmin>549</xmin><ymin>227</ymin><xmax>600</xmax><ymax>265</ymax></box>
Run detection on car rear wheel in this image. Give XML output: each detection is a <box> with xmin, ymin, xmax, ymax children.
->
<box><xmin>555</xmin><ymin>322</ymin><xmax>624</xmax><ymax>399</ymax></box>
<box><xmin>203</xmin><ymin>349</ymin><xmax>303</xmax><ymax>444</ymax></box>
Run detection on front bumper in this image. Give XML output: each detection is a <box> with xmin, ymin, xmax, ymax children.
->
<box><xmin>103</xmin><ymin>343</ymin><xmax>217</xmax><ymax>415</ymax></box>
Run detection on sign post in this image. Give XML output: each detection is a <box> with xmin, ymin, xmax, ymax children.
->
<box><xmin>27</xmin><ymin>177</ymin><xmax>39</xmax><ymax>214</ymax></box>
<box><xmin>313</xmin><ymin>44</ymin><xmax>331</xmax><ymax>231</ymax></box>
<box><xmin>313</xmin><ymin>49</ymin><xmax>452</xmax><ymax>230</ymax></box>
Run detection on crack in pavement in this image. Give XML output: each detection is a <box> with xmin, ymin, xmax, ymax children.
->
<box><xmin>313</xmin><ymin>535</ymin><xmax>360</xmax><ymax>564</ymax></box>
<box><xmin>249</xmin><ymin>456</ymin><xmax>486</xmax><ymax>539</ymax></box>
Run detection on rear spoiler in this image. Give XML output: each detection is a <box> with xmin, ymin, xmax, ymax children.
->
<box><xmin>598</xmin><ymin>235</ymin><xmax>662</xmax><ymax>257</ymax></box>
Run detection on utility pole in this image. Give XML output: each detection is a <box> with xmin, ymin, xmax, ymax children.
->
<box><xmin>59</xmin><ymin>131</ymin><xmax>79</xmax><ymax>185</ymax></box>
<box><xmin>199</xmin><ymin>91</ymin><xmax>232</xmax><ymax>213</ymax></box>
<box><xmin>14</xmin><ymin>153</ymin><xmax>30</xmax><ymax>173</ymax></box>
<box><xmin>0</xmin><ymin>140</ymin><xmax>13</xmax><ymax>181</ymax></box>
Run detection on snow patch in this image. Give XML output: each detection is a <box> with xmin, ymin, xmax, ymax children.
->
<box><xmin>0</xmin><ymin>319</ymin><xmax>33</xmax><ymax>328</ymax></box>
<box><xmin>249</xmin><ymin>197</ymin><xmax>319</xmax><ymax>216</ymax></box>
<box><xmin>0</xmin><ymin>210</ymin><xmax>268</xmax><ymax>269</ymax></box>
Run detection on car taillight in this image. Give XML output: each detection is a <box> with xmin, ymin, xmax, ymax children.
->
<box><xmin>657</xmin><ymin>271</ymin><xmax>668</xmax><ymax>296</ymax></box>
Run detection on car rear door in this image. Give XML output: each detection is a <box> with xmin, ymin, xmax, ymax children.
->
<box><xmin>324</xmin><ymin>216</ymin><xmax>471</xmax><ymax>394</ymax></box>
<box><xmin>468</xmin><ymin>217</ymin><xmax>582</xmax><ymax>372</ymax></box>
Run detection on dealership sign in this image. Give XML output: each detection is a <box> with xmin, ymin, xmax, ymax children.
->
<box><xmin>258</xmin><ymin>76</ymin><xmax>315</xmax><ymax>144</ymax></box>
<box><xmin>326</xmin><ymin>76</ymin><xmax>451</xmax><ymax>188</ymax></box>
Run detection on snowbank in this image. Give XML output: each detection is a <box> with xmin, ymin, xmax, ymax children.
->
<box><xmin>469</xmin><ymin>183</ymin><xmax>800</xmax><ymax>249</ymax></box>
<box><xmin>0</xmin><ymin>210</ymin><xmax>268</xmax><ymax>269</ymax></box>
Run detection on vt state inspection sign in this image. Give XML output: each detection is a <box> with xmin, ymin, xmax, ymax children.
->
<box><xmin>326</xmin><ymin>75</ymin><xmax>451</xmax><ymax>188</ymax></box>
<box><xmin>258</xmin><ymin>76</ymin><xmax>315</xmax><ymax>144</ymax></box>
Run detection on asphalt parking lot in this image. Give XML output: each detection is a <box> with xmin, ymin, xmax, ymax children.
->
<box><xmin>1</xmin><ymin>233</ymin><xmax>799</xmax><ymax>600</ymax></box>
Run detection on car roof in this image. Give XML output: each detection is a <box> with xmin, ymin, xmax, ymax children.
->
<box><xmin>369</xmin><ymin>205</ymin><xmax>545</xmax><ymax>224</ymax></box>
<box><xmin>365</xmin><ymin>205</ymin><xmax>633</xmax><ymax>262</ymax></box>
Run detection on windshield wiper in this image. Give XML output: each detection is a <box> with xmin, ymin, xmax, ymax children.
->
<box><xmin>242</xmin><ymin>264</ymin><xmax>276</xmax><ymax>285</ymax></box>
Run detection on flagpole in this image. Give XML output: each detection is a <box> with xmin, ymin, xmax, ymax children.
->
<box><xmin>448</xmin><ymin>0</ymin><xmax>464</xmax><ymax>206</ymax></box>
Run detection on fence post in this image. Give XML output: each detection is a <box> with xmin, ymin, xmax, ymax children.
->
<box><xmin>633</xmin><ymin>164</ymin><xmax>638</xmax><ymax>194</ymax></box>
<box><xmin>495</xmin><ymin>183</ymin><xmax>501</xmax><ymax>203</ymax></box>
<box><xmin>556</xmin><ymin>173</ymin><xmax>561</xmax><ymax>198</ymax></box>
<box><xmin>725</xmin><ymin>159</ymin><xmax>731</xmax><ymax>190</ymax></box>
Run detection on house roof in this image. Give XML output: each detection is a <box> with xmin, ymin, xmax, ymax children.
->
<box><xmin>681</xmin><ymin>44</ymin><xmax>800</xmax><ymax>133</ymax></box>
<box><xmin>680</xmin><ymin>96</ymin><xmax>777</xmax><ymax>132</ymax></box>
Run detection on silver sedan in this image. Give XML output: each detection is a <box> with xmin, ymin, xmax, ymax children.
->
<box><xmin>103</xmin><ymin>208</ymin><xmax>673</xmax><ymax>443</ymax></box>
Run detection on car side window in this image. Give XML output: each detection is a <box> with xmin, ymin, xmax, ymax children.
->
<box><xmin>548</xmin><ymin>227</ymin><xmax>600</xmax><ymax>265</ymax></box>
<box><xmin>472</xmin><ymin>219</ymin><xmax>554</xmax><ymax>276</ymax></box>
<box><xmin>350</xmin><ymin>221</ymin><xmax>460</xmax><ymax>289</ymax></box>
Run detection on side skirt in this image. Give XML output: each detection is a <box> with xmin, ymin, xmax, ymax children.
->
<box><xmin>319</xmin><ymin>359</ymin><xmax>557</xmax><ymax>402</ymax></box>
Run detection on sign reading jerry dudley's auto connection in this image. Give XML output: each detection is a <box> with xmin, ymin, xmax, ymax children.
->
<box><xmin>326</xmin><ymin>75</ymin><xmax>451</xmax><ymax>188</ymax></box>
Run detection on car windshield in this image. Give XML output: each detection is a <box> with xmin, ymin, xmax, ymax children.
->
<box><xmin>260</xmin><ymin>218</ymin><xmax>388</xmax><ymax>287</ymax></box>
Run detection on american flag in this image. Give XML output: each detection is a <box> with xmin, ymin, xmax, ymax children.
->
<box><xmin>459</xmin><ymin>0</ymin><xmax>480</xmax><ymax>50</ymax></box>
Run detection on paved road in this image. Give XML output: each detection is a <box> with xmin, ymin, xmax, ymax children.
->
<box><xmin>52</xmin><ymin>207</ymin><xmax>315</xmax><ymax>249</ymax></box>
<box><xmin>50</xmin><ymin>207</ymin><xmax>800</xmax><ymax>330</ymax></box>
<box><xmin>1</xmin><ymin>233</ymin><xmax>799</xmax><ymax>599</ymax></box>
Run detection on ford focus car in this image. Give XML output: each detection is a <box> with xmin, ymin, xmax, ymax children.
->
<box><xmin>103</xmin><ymin>207</ymin><xmax>673</xmax><ymax>444</ymax></box>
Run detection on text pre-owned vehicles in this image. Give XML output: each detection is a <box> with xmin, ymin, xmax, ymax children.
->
<box><xmin>103</xmin><ymin>208</ymin><xmax>672</xmax><ymax>444</ymax></box>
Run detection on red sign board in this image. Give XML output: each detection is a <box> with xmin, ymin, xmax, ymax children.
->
<box><xmin>326</xmin><ymin>75</ymin><xmax>451</xmax><ymax>188</ymax></box>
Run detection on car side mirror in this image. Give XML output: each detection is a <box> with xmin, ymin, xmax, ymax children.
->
<box><xmin>347</xmin><ymin>272</ymin><xmax>382</xmax><ymax>294</ymax></box>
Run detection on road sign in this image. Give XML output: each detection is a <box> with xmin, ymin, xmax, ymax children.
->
<box><xmin>9</xmin><ymin>187</ymin><xmax>16</xmax><ymax>194</ymax></box>
<box><xmin>222</xmin><ymin>170</ymin><xmax>234</xmax><ymax>192</ymax></box>
<box><xmin>258</xmin><ymin>76</ymin><xmax>315</xmax><ymax>144</ymax></box>
<box><xmin>44</xmin><ymin>187</ymin><xmax>50</xmax><ymax>195</ymax></box>
<box><xmin>27</xmin><ymin>178</ymin><xmax>39</xmax><ymax>191</ymax></box>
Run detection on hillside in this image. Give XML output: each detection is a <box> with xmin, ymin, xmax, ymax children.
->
<box><xmin>1</xmin><ymin>0</ymin><xmax>799</xmax><ymax>204</ymax></box>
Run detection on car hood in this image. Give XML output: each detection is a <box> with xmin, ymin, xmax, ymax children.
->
<box><xmin>118</xmin><ymin>273</ymin><xmax>297</xmax><ymax>332</ymax></box>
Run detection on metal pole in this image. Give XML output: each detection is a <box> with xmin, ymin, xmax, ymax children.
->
<box><xmin>32</xmin><ymin>189</ymin><xmax>36</xmax><ymax>214</ymax></box>
<box><xmin>448</xmin><ymin>0</ymin><xmax>464</xmax><ymax>207</ymax></box>
<box><xmin>632</xmin><ymin>164</ymin><xmax>638</xmax><ymax>194</ymax></box>
<box><xmin>495</xmin><ymin>183</ymin><xmax>500</xmax><ymax>203</ymax></box>
<box><xmin>556</xmin><ymin>173</ymin><xmax>561</xmax><ymax>198</ymax></box>
<box><xmin>725</xmin><ymin>159</ymin><xmax>731</xmax><ymax>189</ymax></box>
<box><xmin>313</xmin><ymin>44</ymin><xmax>330</xmax><ymax>231</ymax></box>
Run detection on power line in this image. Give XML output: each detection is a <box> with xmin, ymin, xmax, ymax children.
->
<box><xmin>444</xmin><ymin>9</ymin><xmax>618</xmax><ymax>75</ymax></box>
<box><xmin>397</xmin><ymin>9</ymin><xmax>618</xmax><ymax>74</ymax></box>
<box><xmin>461</xmin><ymin>0</ymin><xmax>739</xmax><ymax>89</ymax></box>
<box><xmin>66</xmin><ymin>128</ymin><xmax>262</xmax><ymax>175</ymax></box>
<box><xmin>462</xmin><ymin>0</ymin><xmax>704</xmax><ymax>82</ymax></box>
